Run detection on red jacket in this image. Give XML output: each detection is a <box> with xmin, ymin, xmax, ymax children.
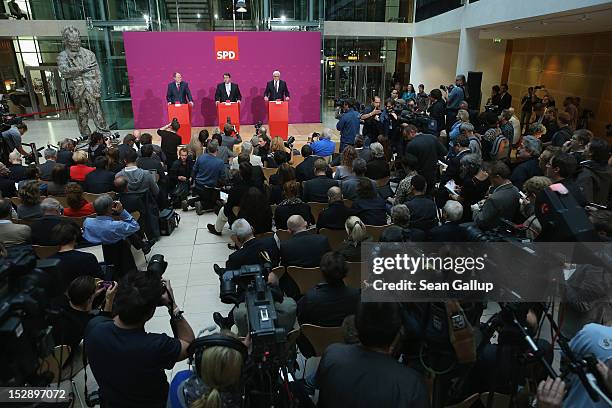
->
<box><xmin>64</xmin><ymin>200</ymin><xmax>95</xmax><ymax>217</ymax></box>
<box><xmin>70</xmin><ymin>164</ymin><xmax>94</xmax><ymax>182</ymax></box>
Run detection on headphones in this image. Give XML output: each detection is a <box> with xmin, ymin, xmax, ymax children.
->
<box><xmin>187</xmin><ymin>333</ymin><xmax>248</xmax><ymax>374</ymax></box>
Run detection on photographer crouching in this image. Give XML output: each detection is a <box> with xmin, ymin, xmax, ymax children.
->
<box><xmin>84</xmin><ymin>258</ymin><xmax>195</xmax><ymax>408</ymax></box>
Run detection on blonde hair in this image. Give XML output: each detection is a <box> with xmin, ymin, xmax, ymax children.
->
<box><xmin>72</xmin><ymin>150</ymin><xmax>88</xmax><ymax>164</ymax></box>
<box><xmin>270</xmin><ymin>136</ymin><xmax>285</xmax><ymax>153</ymax></box>
<box><xmin>191</xmin><ymin>343</ymin><xmax>243</xmax><ymax>408</ymax></box>
<box><xmin>345</xmin><ymin>216</ymin><xmax>368</xmax><ymax>243</ymax></box>
<box><xmin>457</xmin><ymin>109</ymin><xmax>470</xmax><ymax>123</ymax></box>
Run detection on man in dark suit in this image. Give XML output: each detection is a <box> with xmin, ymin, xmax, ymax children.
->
<box><xmin>215</xmin><ymin>73</ymin><xmax>242</xmax><ymax>103</ymax></box>
<box><xmin>117</xmin><ymin>134</ymin><xmax>136</xmax><ymax>162</ymax></box>
<box><xmin>166</xmin><ymin>72</ymin><xmax>193</xmax><ymax>105</ymax></box>
<box><xmin>264</xmin><ymin>70</ymin><xmax>290</xmax><ymax>101</ymax></box>
<box><xmin>404</xmin><ymin>124</ymin><xmax>447</xmax><ymax>193</ymax></box>
<box><xmin>83</xmin><ymin>157</ymin><xmax>115</xmax><ymax>194</ymax></box>
<box><xmin>30</xmin><ymin>198</ymin><xmax>70</xmax><ymax>245</ymax></box>
<box><xmin>296</xmin><ymin>145</ymin><xmax>318</xmax><ymax>183</ymax></box>
<box><xmin>404</xmin><ymin>175</ymin><xmax>439</xmax><ymax>231</ymax></box>
<box><xmin>498</xmin><ymin>83</ymin><xmax>512</xmax><ymax>111</ymax></box>
<box><xmin>224</xmin><ymin>220</ymin><xmax>280</xmax><ymax>271</ymax></box>
<box><xmin>428</xmin><ymin>200</ymin><xmax>466</xmax><ymax>242</ymax></box>
<box><xmin>317</xmin><ymin>186</ymin><xmax>351</xmax><ymax>230</ymax></box>
<box><xmin>39</xmin><ymin>148</ymin><xmax>57</xmax><ymax>181</ymax></box>
<box><xmin>303</xmin><ymin>158</ymin><xmax>338</xmax><ymax>203</ymax></box>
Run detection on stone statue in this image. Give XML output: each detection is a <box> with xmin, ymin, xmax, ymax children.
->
<box><xmin>57</xmin><ymin>26</ymin><xmax>109</xmax><ymax>137</ymax></box>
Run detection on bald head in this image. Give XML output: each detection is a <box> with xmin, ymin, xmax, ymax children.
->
<box><xmin>287</xmin><ymin>215</ymin><xmax>307</xmax><ymax>234</ymax></box>
<box><xmin>328</xmin><ymin>186</ymin><xmax>342</xmax><ymax>204</ymax></box>
<box><xmin>114</xmin><ymin>176</ymin><xmax>129</xmax><ymax>192</ymax></box>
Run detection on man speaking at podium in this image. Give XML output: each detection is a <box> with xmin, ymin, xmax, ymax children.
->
<box><xmin>264</xmin><ymin>70</ymin><xmax>290</xmax><ymax>101</ymax></box>
<box><xmin>166</xmin><ymin>72</ymin><xmax>193</xmax><ymax>105</ymax></box>
<box><xmin>214</xmin><ymin>72</ymin><xmax>242</xmax><ymax>104</ymax></box>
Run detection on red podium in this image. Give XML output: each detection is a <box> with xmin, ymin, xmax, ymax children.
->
<box><xmin>217</xmin><ymin>102</ymin><xmax>240</xmax><ymax>132</ymax></box>
<box><xmin>167</xmin><ymin>103</ymin><xmax>191</xmax><ymax>144</ymax></box>
<box><xmin>268</xmin><ymin>101</ymin><xmax>289</xmax><ymax>140</ymax></box>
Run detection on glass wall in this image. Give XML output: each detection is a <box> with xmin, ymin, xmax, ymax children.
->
<box><xmin>414</xmin><ymin>0</ymin><xmax>462</xmax><ymax>22</ymax></box>
<box><xmin>325</xmin><ymin>0</ymin><xmax>412</xmax><ymax>23</ymax></box>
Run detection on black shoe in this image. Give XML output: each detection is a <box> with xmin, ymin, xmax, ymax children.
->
<box><xmin>195</xmin><ymin>201</ymin><xmax>204</xmax><ymax>215</ymax></box>
<box><xmin>181</xmin><ymin>200</ymin><xmax>189</xmax><ymax>211</ymax></box>
<box><xmin>141</xmin><ymin>241</ymin><xmax>152</xmax><ymax>255</ymax></box>
<box><xmin>213</xmin><ymin>263</ymin><xmax>224</xmax><ymax>277</ymax></box>
<box><xmin>207</xmin><ymin>223</ymin><xmax>222</xmax><ymax>236</ymax></box>
<box><xmin>213</xmin><ymin>312</ymin><xmax>232</xmax><ymax>330</ymax></box>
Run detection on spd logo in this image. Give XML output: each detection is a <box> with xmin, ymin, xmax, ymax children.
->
<box><xmin>215</xmin><ymin>36</ymin><xmax>239</xmax><ymax>61</ymax></box>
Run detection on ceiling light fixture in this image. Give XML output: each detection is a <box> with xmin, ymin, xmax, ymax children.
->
<box><xmin>236</xmin><ymin>0</ymin><xmax>247</xmax><ymax>13</ymax></box>
<box><xmin>197</xmin><ymin>13</ymin><xmax>201</xmax><ymax>18</ymax></box>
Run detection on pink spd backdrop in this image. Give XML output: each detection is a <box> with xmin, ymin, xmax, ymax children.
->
<box><xmin>123</xmin><ymin>31</ymin><xmax>321</xmax><ymax>129</ymax></box>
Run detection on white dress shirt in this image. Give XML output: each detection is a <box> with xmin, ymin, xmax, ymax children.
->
<box><xmin>225</xmin><ymin>83</ymin><xmax>231</xmax><ymax>98</ymax></box>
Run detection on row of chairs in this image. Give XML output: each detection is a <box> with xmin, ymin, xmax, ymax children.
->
<box><xmin>10</xmin><ymin>191</ymin><xmax>117</xmax><ymax>208</ymax></box>
<box><xmin>269</xmin><ymin>224</ymin><xmax>390</xmax><ymax>251</ymax></box>
<box><xmin>269</xmin><ymin>262</ymin><xmax>362</xmax><ymax>294</ymax></box>
<box><xmin>15</xmin><ymin>211</ymin><xmax>140</xmax><ymax>230</ymax></box>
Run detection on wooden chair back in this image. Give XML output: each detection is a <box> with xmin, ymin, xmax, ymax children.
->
<box><xmin>308</xmin><ymin>202</ymin><xmax>327</xmax><ymax>223</ymax></box>
<box><xmin>49</xmin><ymin>195</ymin><xmax>69</xmax><ymax>208</ymax></box>
<box><xmin>255</xmin><ymin>231</ymin><xmax>274</xmax><ymax>240</ymax></box>
<box><xmin>286</xmin><ymin>266</ymin><xmax>323</xmax><ymax>295</ymax></box>
<box><xmin>61</xmin><ymin>215</ymin><xmax>92</xmax><ymax>228</ymax></box>
<box><xmin>33</xmin><ymin>245</ymin><xmax>60</xmax><ymax>259</ymax></box>
<box><xmin>345</xmin><ymin>262</ymin><xmax>363</xmax><ymax>289</ymax></box>
<box><xmin>83</xmin><ymin>191</ymin><xmax>116</xmax><ymax>203</ymax></box>
<box><xmin>300</xmin><ymin>324</ymin><xmax>344</xmax><ymax>357</ymax></box>
<box><xmin>318</xmin><ymin>228</ymin><xmax>347</xmax><ymax>251</ymax></box>
<box><xmin>291</xmin><ymin>155</ymin><xmax>305</xmax><ymax>167</ymax></box>
<box><xmin>366</xmin><ymin>224</ymin><xmax>391</xmax><ymax>242</ymax></box>
<box><xmin>275</xmin><ymin>229</ymin><xmax>291</xmax><ymax>241</ymax></box>
<box><xmin>270</xmin><ymin>265</ymin><xmax>286</xmax><ymax>280</ymax></box>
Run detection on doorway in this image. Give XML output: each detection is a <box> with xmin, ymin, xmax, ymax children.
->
<box><xmin>335</xmin><ymin>62</ymin><xmax>385</xmax><ymax>107</ymax></box>
<box><xmin>24</xmin><ymin>66</ymin><xmax>70</xmax><ymax>119</ymax></box>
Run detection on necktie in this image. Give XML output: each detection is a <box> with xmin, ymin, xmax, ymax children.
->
<box><xmin>176</xmin><ymin>83</ymin><xmax>180</xmax><ymax>90</ymax></box>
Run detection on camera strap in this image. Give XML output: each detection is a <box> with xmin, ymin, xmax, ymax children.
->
<box><xmin>445</xmin><ymin>301</ymin><xmax>476</xmax><ymax>364</ymax></box>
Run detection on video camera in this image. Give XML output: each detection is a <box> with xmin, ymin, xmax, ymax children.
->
<box><xmin>284</xmin><ymin>136</ymin><xmax>295</xmax><ymax>150</ymax></box>
<box><xmin>0</xmin><ymin>246</ymin><xmax>63</xmax><ymax>386</ymax></box>
<box><xmin>0</xmin><ymin>113</ymin><xmax>22</xmax><ymax>132</ymax></box>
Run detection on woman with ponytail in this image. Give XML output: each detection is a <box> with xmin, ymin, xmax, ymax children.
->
<box><xmin>337</xmin><ymin>216</ymin><xmax>371</xmax><ymax>262</ymax></box>
<box><xmin>169</xmin><ymin>332</ymin><xmax>244</xmax><ymax>408</ymax></box>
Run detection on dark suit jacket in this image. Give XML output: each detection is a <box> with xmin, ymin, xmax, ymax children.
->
<box><xmin>302</xmin><ymin>176</ymin><xmax>338</xmax><ymax>203</ymax></box>
<box><xmin>365</xmin><ymin>158</ymin><xmax>390</xmax><ymax>180</ymax></box>
<box><xmin>296</xmin><ymin>156</ymin><xmax>318</xmax><ymax>183</ymax></box>
<box><xmin>350</xmin><ymin>197</ymin><xmax>387</xmax><ymax>226</ymax></box>
<box><xmin>499</xmin><ymin>92</ymin><xmax>512</xmax><ymax>111</ymax></box>
<box><xmin>39</xmin><ymin>160</ymin><xmax>56</xmax><ymax>181</ymax></box>
<box><xmin>226</xmin><ymin>236</ymin><xmax>280</xmax><ymax>270</ymax></box>
<box><xmin>405</xmin><ymin>133</ymin><xmax>447</xmax><ymax>189</ymax></box>
<box><xmin>166</xmin><ymin>81</ymin><xmax>193</xmax><ymax>104</ymax></box>
<box><xmin>405</xmin><ymin>195</ymin><xmax>439</xmax><ymax>231</ymax></box>
<box><xmin>0</xmin><ymin>177</ymin><xmax>17</xmax><ymax>198</ymax></box>
<box><xmin>56</xmin><ymin>149</ymin><xmax>74</xmax><ymax>167</ymax></box>
<box><xmin>274</xmin><ymin>202</ymin><xmax>315</xmax><ymax>230</ymax></box>
<box><xmin>317</xmin><ymin>201</ymin><xmax>351</xmax><ymax>230</ymax></box>
<box><xmin>83</xmin><ymin>169</ymin><xmax>115</xmax><ymax>194</ymax></box>
<box><xmin>264</xmin><ymin>79</ymin><xmax>290</xmax><ymax>100</ymax></box>
<box><xmin>30</xmin><ymin>215</ymin><xmax>69</xmax><ymax>245</ymax></box>
<box><xmin>427</xmin><ymin>221</ymin><xmax>466</xmax><ymax>242</ymax></box>
<box><xmin>297</xmin><ymin>283</ymin><xmax>359</xmax><ymax>327</ymax></box>
<box><xmin>280</xmin><ymin>231</ymin><xmax>330</xmax><ymax>268</ymax></box>
<box><xmin>215</xmin><ymin>82</ymin><xmax>242</xmax><ymax>102</ymax></box>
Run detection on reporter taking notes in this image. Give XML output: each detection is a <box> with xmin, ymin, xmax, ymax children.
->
<box><xmin>264</xmin><ymin>70</ymin><xmax>290</xmax><ymax>101</ymax></box>
<box><xmin>166</xmin><ymin>72</ymin><xmax>193</xmax><ymax>105</ymax></box>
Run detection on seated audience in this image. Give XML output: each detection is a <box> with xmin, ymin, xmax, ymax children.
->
<box><xmin>17</xmin><ymin>165</ymin><xmax>47</xmax><ymax>195</ymax></box>
<box><xmin>350</xmin><ymin>178</ymin><xmax>387</xmax><ymax>226</ymax></box>
<box><xmin>450</xmin><ymin>153</ymin><xmax>490</xmax><ymax>222</ymax></box>
<box><xmin>46</xmin><ymin>164</ymin><xmax>69</xmax><ymax>196</ymax></box>
<box><xmin>269</xmin><ymin>163</ymin><xmax>296</xmax><ymax>205</ymax></box>
<box><xmin>169</xmin><ymin>148</ymin><xmax>193</xmax><ymax>207</ymax></box>
<box><xmin>39</xmin><ymin>148</ymin><xmax>57</xmax><ymax>181</ymax></box>
<box><xmin>0</xmin><ymin>198</ymin><xmax>30</xmax><ymax>246</ymax></box>
<box><xmin>221</xmin><ymin>218</ymin><xmax>279</xmax><ymax>271</ymax></box>
<box><xmin>310</xmin><ymin>128</ymin><xmax>336</xmax><ymax>158</ymax></box>
<box><xmin>302</xmin><ymin>158</ymin><xmax>338</xmax><ymax>203</ymax></box>
<box><xmin>550</xmin><ymin>111</ymin><xmax>572</xmax><ymax>147</ymax></box>
<box><xmin>365</xmin><ymin>142</ymin><xmax>390</xmax><ymax>180</ymax></box>
<box><xmin>0</xmin><ymin>162</ymin><xmax>16</xmax><ymax>198</ymax></box>
<box><xmin>340</xmin><ymin>158</ymin><xmax>377</xmax><ymax>201</ymax></box>
<box><xmin>520</xmin><ymin>176</ymin><xmax>552</xmax><ymax>240</ymax></box>
<box><xmin>69</xmin><ymin>150</ymin><xmax>94</xmax><ymax>182</ymax></box>
<box><xmin>211</xmin><ymin>132</ymin><xmax>235</xmax><ymax>165</ymax></box>
<box><xmin>64</xmin><ymin>183</ymin><xmax>95</xmax><ymax>217</ymax></box>
<box><xmin>84</xmin><ymin>156</ymin><xmax>116</xmax><ymax>194</ymax></box>
<box><xmin>56</xmin><ymin>138</ymin><xmax>75</xmax><ymax>167</ymax></box>
<box><xmin>8</xmin><ymin>151</ymin><xmax>27</xmax><ymax>182</ymax></box>
<box><xmin>116</xmin><ymin>149</ymin><xmax>160</xmax><ymax>196</ymax></box>
<box><xmin>49</xmin><ymin>223</ymin><xmax>103</xmax><ymax>290</ymax></box>
<box><xmin>16</xmin><ymin>180</ymin><xmax>43</xmax><ymax>219</ymax></box>
<box><xmin>317</xmin><ymin>186</ymin><xmax>351</xmax><ymax>230</ymax></box>
<box><xmin>545</xmin><ymin>152</ymin><xmax>586</xmax><ymax>206</ymax></box>
<box><xmin>473</xmin><ymin>161</ymin><xmax>520</xmax><ymax>230</ymax></box>
<box><xmin>139</xmin><ymin>132</ymin><xmax>166</xmax><ymax>163</ymax></box>
<box><xmin>404</xmin><ymin>175</ymin><xmax>438</xmax><ymax>231</ymax></box>
<box><xmin>510</xmin><ymin>135</ymin><xmax>543</xmax><ymax>191</ymax></box>
<box><xmin>53</xmin><ymin>276</ymin><xmax>116</xmax><ymax>362</ymax></box>
<box><xmin>394</xmin><ymin>154</ymin><xmax>419</xmax><ymax>205</ymax></box>
<box><xmin>333</xmin><ymin>146</ymin><xmax>357</xmax><ymax>181</ymax></box>
<box><xmin>563</xmin><ymin>129</ymin><xmax>592</xmax><ymax>163</ymax></box>
<box><xmin>381</xmin><ymin>204</ymin><xmax>426</xmax><ymax>242</ymax></box>
<box><xmin>229</xmin><ymin>141</ymin><xmax>262</xmax><ymax>169</ymax></box>
<box><xmin>316</xmin><ymin>302</ymin><xmax>428</xmax><ymax>407</ymax></box>
<box><xmin>105</xmin><ymin>146</ymin><xmax>124</xmax><ymax>173</ymax></box>
<box><xmin>354</xmin><ymin>134</ymin><xmax>372</xmax><ymax>162</ymax></box>
<box><xmin>274</xmin><ymin>180</ymin><xmax>314</xmax><ymax>230</ymax></box>
<box><xmin>184</xmin><ymin>140</ymin><xmax>226</xmax><ymax>214</ymax></box>
<box><xmin>337</xmin><ymin>216</ymin><xmax>370</xmax><ymax>262</ymax></box>
<box><xmin>87</xmin><ymin>132</ymin><xmax>108</xmax><ymax>163</ymax></box>
<box><xmin>117</xmin><ymin>133</ymin><xmax>136</xmax><ymax>162</ymax></box>
<box><xmin>30</xmin><ymin>197</ymin><xmax>67</xmax><ymax>245</ymax></box>
<box><xmin>281</xmin><ymin>215</ymin><xmax>330</xmax><ymax>268</ymax></box>
<box><xmin>428</xmin><ymin>200</ymin><xmax>466</xmax><ymax>242</ymax></box>
<box><xmin>576</xmin><ymin>137</ymin><xmax>611</xmax><ymax>206</ymax></box>
<box><xmin>83</xmin><ymin>194</ymin><xmax>140</xmax><ymax>244</ymax></box>
<box><xmin>84</xmin><ymin>271</ymin><xmax>194</xmax><ymax>407</ymax></box>
<box><xmin>296</xmin><ymin>144</ymin><xmax>318</xmax><ymax>182</ymax></box>
<box><xmin>137</xmin><ymin>144</ymin><xmax>165</xmax><ymax>179</ymax></box>
<box><xmin>236</xmin><ymin>187</ymin><xmax>273</xmax><ymax>237</ymax></box>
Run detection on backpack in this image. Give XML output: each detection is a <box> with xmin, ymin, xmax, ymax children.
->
<box><xmin>159</xmin><ymin>208</ymin><xmax>180</xmax><ymax>236</ymax></box>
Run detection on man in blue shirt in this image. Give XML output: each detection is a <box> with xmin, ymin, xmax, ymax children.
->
<box><xmin>336</xmin><ymin>100</ymin><xmax>361</xmax><ymax>153</ymax></box>
<box><xmin>446</xmin><ymin>74</ymin><xmax>466</xmax><ymax>134</ymax></box>
<box><xmin>310</xmin><ymin>129</ymin><xmax>336</xmax><ymax>157</ymax></box>
<box><xmin>83</xmin><ymin>194</ymin><xmax>140</xmax><ymax>244</ymax></box>
<box><xmin>1</xmin><ymin>123</ymin><xmax>30</xmax><ymax>164</ymax></box>
<box><xmin>185</xmin><ymin>140</ymin><xmax>226</xmax><ymax>214</ymax></box>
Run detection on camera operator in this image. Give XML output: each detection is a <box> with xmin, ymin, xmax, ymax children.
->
<box><xmin>336</xmin><ymin>98</ymin><xmax>361</xmax><ymax>152</ymax></box>
<box><xmin>360</xmin><ymin>95</ymin><xmax>383</xmax><ymax>144</ymax></box>
<box><xmin>84</xmin><ymin>270</ymin><xmax>195</xmax><ymax>408</ymax></box>
<box><xmin>87</xmin><ymin>131</ymin><xmax>108</xmax><ymax>163</ymax></box>
<box><xmin>427</xmin><ymin>89</ymin><xmax>446</xmax><ymax>136</ymax></box>
<box><xmin>0</xmin><ymin>122</ymin><xmax>29</xmax><ymax>165</ymax></box>
<box><xmin>446</xmin><ymin>74</ymin><xmax>467</xmax><ymax>134</ymax></box>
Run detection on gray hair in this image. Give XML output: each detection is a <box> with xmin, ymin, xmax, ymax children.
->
<box><xmin>241</xmin><ymin>141</ymin><xmax>253</xmax><ymax>155</ymax></box>
<box><xmin>460</xmin><ymin>152</ymin><xmax>482</xmax><ymax>168</ymax></box>
<box><xmin>390</xmin><ymin>204</ymin><xmax>411</xmax><ymax>227</ymax></box>
<box><xmin>460</xmin><ymin>122</ymin><xmax>474</xmax><ymax>134</ymax></box>
<box><xmin>41</xmin><ymin>197</ymin><xmax>62</xmax><ymax>213</ymax></box>
<box><xmin>231</xmin><ymin>218</ymin><xmax>254</xmax><ymax>242</ymax></box>
<box><xmin>321</xmin><ymin>128</ymin><xmax>333</xmax><ymax>140</ymax></box>
<box><xmin>60</xmin><ymin>138</ymin><xmax>74</xmax><ymax>149</ymax></box>
<box><xmin>521</xmin><ymin>135</ymin><xmax>542</xmax><ymax>156</ymax></box>
<box><xmin>93</xmin><ymin>194</ymin><xmax>114</xmax><ymax>215</ymax></box>
<box><xmin>273</xmin><ymin>70</ymin><xmax>281</xmax><ymax>76</ymax></box>
<box><xmin>370</xmin><ymin>142</ymin><xmax>384</xmax><ymax>159</ymax></box>
<box><xmin>352</xmin><ymin>158</ymin><xmax>367</xmax><ymax>175</ymax></box>
<box><xmin>43</xmin><ymin>148</ymin><xmax>57</xmax><ymax>160</ymax></box>
<box><xmin>443</xmin><ymin>200</ymin><xmax>463</xmax><ymax>221</ymax></box>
